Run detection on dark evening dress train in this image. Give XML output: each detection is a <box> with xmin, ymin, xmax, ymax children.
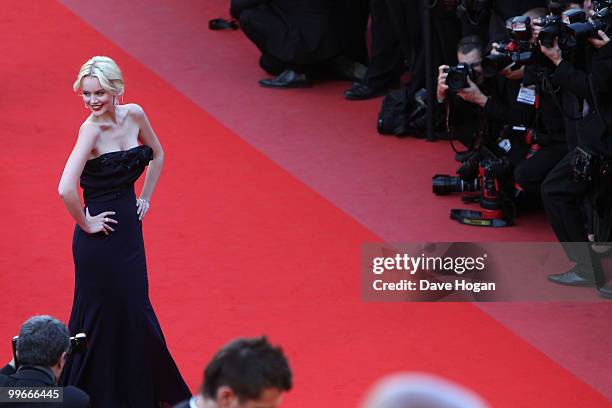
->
<box><xmin>60</xmin><ymin>145</ymin><xmax>191</xmax><ymax>407</ymax></box>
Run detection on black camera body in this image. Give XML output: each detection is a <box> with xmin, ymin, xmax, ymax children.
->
<box><xmin>482</xmin><ymin>16</ymin><xmax>538</xmax><ymax>78</ymax></box>
<box><xmin>572</xmin><ymin>146</ymin><xmax>612</xmax><ymax>181</ymax></box>
<box><xmin>482</xmin><ymin>41</ymin><xmax>537</xmax><ymax>78</ymax></box>
<box><xmin>70</xmin><ymin>333</ymin><xmax>88</xmax><ymax>354</ymax></box>
<box><xmin>537</xmin><ymin>13</ymin><xmax>578</xmax><ymax>48</ymax></box>
<box><xmin>444</xmin><ymin>63</ymin><xmax>476</xmax><ymax>91</ymax></box>
<box><xmin>595</xmin><ymin>0</ymin><xmax>612</xmax><ymax>12</ymax></box>
<box><xmin>433</xmin><ymin>153</ymin><xmax>513</xmax><ymax>225</ymax></box>
<box><xmin>432</xmin><ymin>150</ymin><xmax>511</xmax><ymax>197</ymax></box>
<box><xmin>568</xmin><ymin>7</ymin><xmax>612</xmax><ymax>43</ymax></box>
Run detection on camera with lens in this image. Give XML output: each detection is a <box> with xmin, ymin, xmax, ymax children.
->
<box><xmin>483</xmin><ymin>16</ymin><xmax>538</xmax><ymax>78</ymax></box>
<box><xmin>432</xmin><ymin>171</ymin><xmax>482</xmax><ymax>197</ymax></box>
<box><xmin>571</xmin><ymin>146</ymin><xmax>612</xmax><ymax>182</ymax></box>
<box><xmin>567</xmin><ymin>6</ymin><xmax>612</xmax><ymax>43</ymax></box>
<box><xmin>595</xmin><ymin>0</ymin><xmax>612</xmax><ymax>11</ymax></box>
<box><xmin>537</xmin><ymin>12</ymin><xmax>580</xmax><ymax>48</ymax></box>
<box><xmin>444</xmin><ymin>63</ymin><xmax>476</xmax><ymax>91</ymax></box>
<box><xmin>433</xmin><ymin>151</ymin><xmax>483</xmax><ymax>198</ymax></box>
<box><xmin>434</xmin><ymin>152</ymin><xmax>515</xmax><ymax>226</ymax></box>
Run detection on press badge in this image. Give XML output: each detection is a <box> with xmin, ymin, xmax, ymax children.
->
<box><xmin>498</xmin><ymin>138</ymin><xmax>512</xmax><ymax>153</ymax></box>
<box><xmin>517</xmin><ymin>85</ymin><xmax>536</xmax><ymax>105</ymax></box>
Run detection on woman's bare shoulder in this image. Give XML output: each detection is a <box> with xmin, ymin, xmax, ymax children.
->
<box><xmin>125</xmin><ymin>103</ymin><xmax>146</xmax><ymax>118</ymax></box>
<box><xmin>78</xmin><ymin>118</ymin><xmax>101</xmax><ymax>139</ymax></box>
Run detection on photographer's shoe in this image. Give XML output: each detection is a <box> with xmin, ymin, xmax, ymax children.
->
<box><xmin>599</xmin><ymin>283</ymin><xmax>612</xmax><ymax>299</ymax></box>
<box><xmin>548</xmin><ymin>265</ymin><xmax>595</xmax><ymax>287</ymax></box>
<box><xmin>344</xmin><ymin>82</ymin><xmax>387</xmax><ymax>100</ymax></box>
<box><xmin>259</xmin><ymin>70</ymin><xmax>312</xmax><ymax>88</ymax></box>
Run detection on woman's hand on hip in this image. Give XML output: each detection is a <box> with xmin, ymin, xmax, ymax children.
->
<box><xmin>136</xmin><ymin>198</ymin><xmax>150</xmax><ymax>221</ymax></box>
<box><xmin>85</xmin><ymin>208</ymin><xmax>118</xmax><ymax>235</ymax></box>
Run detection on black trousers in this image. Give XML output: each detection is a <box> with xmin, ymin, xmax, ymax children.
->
<box><xmin>385</xmin><ymin>0</ymin><xmax>459</xmax><ymax>96</ymax></box>
<box><xmin>363</xmin><ymin>0</ymin><xmax>404</xmax><ymax>89</ymax></box>
<box><xmin>514</xmin><ymin>142</ymin><xmax>568</xmax><ymax>195</ymax></box>
<box><xmin>239</xmin><ymin>5</ymin><xmax>297</xmax><ymax>74</ymax></box>
<box><xmin>541</xmin><ymin>151</ymin><xmax>589</xmax><ymax>242</ymax></box>
<box><xmin>239</xmin><ymin>5</ymin><xmax>339</xmax><ymax>75</ymax></box>
<box><xmin>541</xmin><ymin>151</ymin><xmax>606</xmax><ymax>283</ymax></box>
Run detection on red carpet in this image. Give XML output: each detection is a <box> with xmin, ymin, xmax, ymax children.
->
<box><xmin>57</xmin><ymin>0</ymin><xmax>612</xmax><ymax>400</ymax></box>
<box><xmin>0</xmin><ymin>1</ymin><xmax>609</xmax><ymax>406</ymax></box>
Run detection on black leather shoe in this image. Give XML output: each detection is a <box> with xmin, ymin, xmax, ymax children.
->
<box><xmin>548</xmin><ymin>266</ymin><xmax>595</xmax><ymax>287</ymax></box>
<box><xmin>599</xmin><ymin>283</ymin><xmax>612</xmax><ymax>299</ymax></box>
<box><xmin>344</xmin><ymin>82</ymin><xmax>387</xmax><ymax>100</ymax></box>
<box><xmin>259</xmin><ymin>70</ymin><xmax>312</xmax><ymax>88</ymax></box>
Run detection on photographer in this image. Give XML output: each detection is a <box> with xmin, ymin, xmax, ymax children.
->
<box><xmin>437</xmin><ymin>34</ymin><xmax>534</xmax><ymax>160</ymax></box>
<box><xmin>0</xmin><ymin>316</ymin><xmax>89</xmax><ymax>407</ymax></box>
<box><xmin>234</xmin><ymin>0</ymin><xmax>367</xmax><ymax>88</ymax></box>
<box><xmin>437</xmin><ymin>35</ymin><xmax>510</xmax><ymax>149</ymax></box>
<box><xmin>539</xmin><ymin>19</ymin><xmax>612</xmax><ymax>297</ymax></box>
<box><xmin>435</xmin><ymin>36</ymin><xmax>527</xmax><ymax>226</ymax></box>
<box><xmin>449</xmin><ymin>11</ymin><xmax>569</xmax><ymax>200</ymax></box>
<box><xmin>498</xmin><ymin>9</ymin><xmax>570</xmax><ymax>197</ymax></box>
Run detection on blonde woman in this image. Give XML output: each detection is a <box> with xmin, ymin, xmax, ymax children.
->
<box><xmin>58</xmin><ymin>56</ymin><xmax>190</xmax><ymax>407</ymax></box>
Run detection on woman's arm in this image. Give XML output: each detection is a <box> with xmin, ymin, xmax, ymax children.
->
<box><xmin>58</xmin><ymin>124</ymin><xmax>118</xmax><ymax>234</ymax></box>
<box><xmin>131</xmin><ymin>104</ymin><xmax>164</xmax><ymax>220</ymax></box>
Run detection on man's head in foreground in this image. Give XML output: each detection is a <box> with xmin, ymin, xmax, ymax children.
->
<box><xmin>16</xmin><ymin>315</ymin><xmax>71</xmax><ymax>382</ymax></box>
<box><xmin>199</xmin><ymin>336</ymin><xmax>292</xmax><ymax>408</ymax></box>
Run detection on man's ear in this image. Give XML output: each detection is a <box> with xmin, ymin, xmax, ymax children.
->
<box><xmin>216</xmin><ymin>386</ymin><xmax>237</xmax><ymax>407</ymax></box>
<box><xmin>57</xmin><ymin>351</ymin><xmax>67</xmax><ymax>371</ymax></box>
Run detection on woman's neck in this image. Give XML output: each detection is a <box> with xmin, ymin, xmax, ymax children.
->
<box><xmin>90</xmin><ymin>104</ymin><xmax>121</xmax><ymax>125</ymax></box>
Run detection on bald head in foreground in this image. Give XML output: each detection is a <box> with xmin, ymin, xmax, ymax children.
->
<box><xmin>361</xmin><ymin>372</ymin><xmax>489</xmax><ymax>408</ymax></box>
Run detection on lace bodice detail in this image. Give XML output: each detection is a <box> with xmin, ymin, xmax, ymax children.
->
<box><xmin>80</xmin><ymin>145</ymin><xmax>153</xmax><ymax>201</ymax></box>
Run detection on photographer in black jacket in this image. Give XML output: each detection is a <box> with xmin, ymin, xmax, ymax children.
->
<box><xmin>439</xmin><ymin>11</ymin><xmax>569</xmax><ymax>203</ymax></box>
<box><xmin>435</xmin><ymin>35</ymin><xmax>528</xmax><ymax>226</ymax></box>
<box><xmin>0</xmin><ymin>316</ymin><xmax>89</xmax><ymax>407</ymax></box>
<box><xmin>540</xmin><ymin>25</ymin><xmax>612</xmax><ymax>297</ymax></box>
<box><xmin>437</xmin><ymin>36</ymin><xmax>531</xmax><ymax>147</ymax></box>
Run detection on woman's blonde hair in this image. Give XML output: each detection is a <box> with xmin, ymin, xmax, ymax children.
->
<box><xmin>73</xmin><ymin>56</ymin><xmax>124</xmax><ymax>96</ymax></box>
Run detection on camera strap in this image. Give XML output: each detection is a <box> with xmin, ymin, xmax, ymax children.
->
<box><xmin>446</xmin><ymin>98</ymin><xmax>485</xmax><ymax>155</ymax></box>
<box><xmin>450</xmin><ymin>209</ymin><xmax>509</xmax><ymax>227</ymax></box>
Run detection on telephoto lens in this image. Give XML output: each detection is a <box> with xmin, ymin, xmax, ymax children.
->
<box><xmin>432</xmin><ymin>174</ymin><xmax>481</xmax><ymax>195</ymax></box>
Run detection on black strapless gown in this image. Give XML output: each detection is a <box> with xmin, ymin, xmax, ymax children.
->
<box><xmin>60</xmin><ymin>145</ymin><xmax>191</xmax><ymax>407</ymax></box>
